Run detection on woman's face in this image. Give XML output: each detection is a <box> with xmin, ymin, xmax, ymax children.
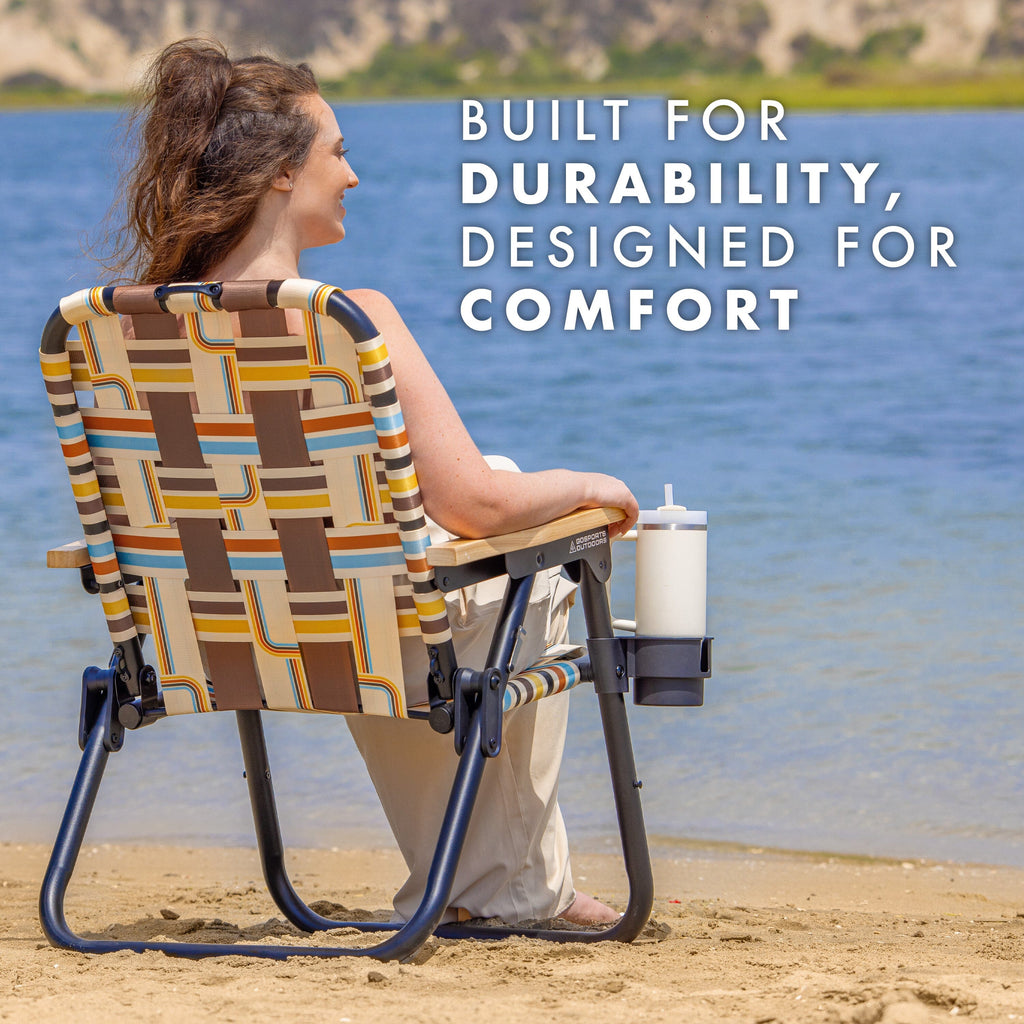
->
<box><xmin>286</xmin><ymin>94</ymin><xmax>359</xmax><ymax>250</ymax></box>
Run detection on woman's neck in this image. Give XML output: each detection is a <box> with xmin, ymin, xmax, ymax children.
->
<box><xmin>206</xmin><ymin>198</ymin><xmax>302</xmax><ymax>281</ymax></box>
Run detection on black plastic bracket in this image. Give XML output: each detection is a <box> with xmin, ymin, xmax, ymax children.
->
<box><xmin>586</xmin><ymin>636</ymin><xmax>713</xmax><ymax>706</ymax></box>
<box><xmin>78</xmin><ymin>664</ymin><xmax>124</xmax><ymax>753</ymax></box>
<box><xmin>479</xmin><ymin>667</ymin><xmax>505</xmax><ymax>757</ymax></box>
<box><xmin>154</xmin><ymin>282</ymin><xmax>224</xmax><ymax>307</ymax></box>
<box><xmin>108</xmin><ymin>639</ymin><xmax>161</xmax><ymax>712</ymax></box>
<box><xmin>586</xmin><ymin>637</ymin><xmax>630</xmax><ymax>694</ymax></box>
<box><xmin>452</xmin><ymin>666</ymin><xmax>506</xmax><ymax>758</ymax></box>
<box><xmin>78</xmin><ymin>562</ymin><xmax>99</xmax><ymax>595</ymax></box>
<box><xmin>426</xmin><ymin>640</ymin><xmax>458</xmax><ymax>734</ymax></box>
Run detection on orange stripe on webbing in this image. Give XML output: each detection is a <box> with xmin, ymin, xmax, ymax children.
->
<box><xmin>195</xmin><ymin>420</ymin><xmax>255</xmax><ymax>437</ymax></box>
<box><xmin>289</xmin><ymin>656</ymin><xmax>314</xmax><ymax>711</ymax></box>
<box><xmin>326</xmin><ymin>531</ymin><xmax>401</xmax><ymax>551</ymax></box>
<box><xmin>113</xmin><ymin>532</ymin><xmax>182</xmax><ymax>551</ymax></box>
<box><xmin>83</xmin><ymin>414</ymin><xmax>154</xmax><ymax>432</ymax></box>
<box><xmin>376</xmin><ymin>432</ymin><xmax>410</xmax><ymax>450</ymax></box>
<box><xmin>343</xmin><ymin>579</ymin><xmax>371</xmax><ymax>675</ymax></box>
<box><xmin>303</xmin><ymin>409</ymin><xmax>374</xmax><ymax>430</ymax></box>
<box><xmin>312</xmin><ymin>284</ymin><xmax>337</xmax><ymax>315</ymax></box>
<box><xmin>62</xmin><ymin>438</ymin><xmax>90</xmax><ymax>458</ymax></box>
<box><xmin>91</xmin><ymin>555</ymin><xmax>121</xmax><ymax>576</ymax></box>
<box><xmin>222</xmin><ymin>535</ymin><xmax>282</xmax><ymax>553</ymax></box>
<box><xmin>357</xmin><ymin>675</ymin><xmax>406</xmax><ymax>718</ymax></box>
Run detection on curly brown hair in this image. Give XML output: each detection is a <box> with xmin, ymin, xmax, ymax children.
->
<box><xmin>112</xmin><ymin>38</ymin><xmax>320</xmax><ymax>283</ymax></box>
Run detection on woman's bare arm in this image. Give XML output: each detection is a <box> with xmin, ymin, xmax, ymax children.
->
<box><xmin>347</xmin><ymin>288</ymin><xmax>639</xmax><ymax>539</ymax></box>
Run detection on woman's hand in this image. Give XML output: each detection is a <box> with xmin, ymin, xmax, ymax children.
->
<box><xmin>580</xmin><ymin>472</ymin><xmax>639</xmax><ymax>538</ymax></box>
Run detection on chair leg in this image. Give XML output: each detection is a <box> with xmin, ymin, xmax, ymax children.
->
<box><xmin>41</xmin><ymin>686</ymin><xmax>491</xmax><ymax>961</ymax></box>
<box><xmin>39</xmin><ymin>680</ymin><xmax>116</xmax><ymax>952</ymax></box>
<box><xmin>236</xmin><ymin>709</ymin><xmax>393</xmax><ymax>933</ymax></box>
<box><xmin>238</xmin><ymin>707</ymin><xmax>513</xmax><ymax>949</ymax></box>
<box><xmin>433</xmin><ymin>562</ymin><xmax>655</xmax><ymax>945</ymax></box>
<box><xmin>580</xmin><ymin>560</ymin><xmax>655</xmax><ymax>940</ymax></box>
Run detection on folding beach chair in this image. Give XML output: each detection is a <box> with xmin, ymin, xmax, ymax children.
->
<box><xmin>39</xmin><ymin>279</ymin><xmax>710</xmax><ymax>961</ymax></box>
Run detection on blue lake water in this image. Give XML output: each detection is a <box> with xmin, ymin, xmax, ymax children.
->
<box><xmin>0</xmin><ymin>100</ymin><xmax>1021</xmax><ymax>867</ymax></box>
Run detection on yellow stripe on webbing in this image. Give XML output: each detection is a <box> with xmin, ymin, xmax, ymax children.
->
<box><xmin>238</xmin><ymin>365</ymin><xmax>309</xmax><ymax>383</ymax></box>
<box><xmin>131</xmin><ymin>367</ymin><xmax>194</xmax><ymax>385</ymax></box>
<box><xmin>192</xmin><ymin>618</ymin><xmax>251</xmax><ymax>636</ymax></box>
<box><xmin>385</xmin><ymin>473</ymin><xmax>419</xmax><ymax>495</ymax></box>
<box><xmin>414</xmin><ymin>594</ymin><xmax>447</xmax><ymax>618</ymax></box>
<box><xmin>357</xmin><ymin>340</ymin><xmax>389</xmax><ymax>368</ymax></box>
<box><xmin>102</xmin><ymin>593</ymin><xmax>130</xmax><ymax>617</ymax></box>
<box><xmin>293</xmin><ymin>619</ymin><xmax>353</xmax><ymax>637</ymax></box>
<box><xmin>264</xmin><ymin>493</ymin><xmax>330</xmax><ymax>511</ymax></box>
<box><xmin>72</xmin><ymin>479</ymin><xmax>101</xmax><ymax>499</ymax></box>
<box><xmin>163</xmin><ymin>494</ymin><xmax>223</xmax><ymax>511</ymax></box>
<box><xmin>41</xmin><ymin>356</ymin><xmax>70</xmax><ymax>377</ymax></box>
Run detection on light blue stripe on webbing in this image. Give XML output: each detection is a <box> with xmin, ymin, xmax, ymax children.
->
<box><xmin>224</xmin><ymin>552</ymin><xmax>406</xmax><ymax>573</ymax></box>
<box><xmin>399</xmin><ymin>534</ymin><xmax>430</xmax><ymax>556</ymax></box>
<box><xmin>371</xmin><ymin>411</ymin><xmax>404</xmax><ymax>432</ymax></box>
<box><xmin>116</xmin><ymin>552</ymin><xmax>188</xmax><ymax>571</ymax></box>
<box><xmin>84</xmin><ymin>432</ymin><xmax>160</xmax><ymax>454</ymax></box>
<box><xmin>227</xmin><ymin>555</ymin><xmax>287</xmax><ymax>572</ymax></box>
<box><xmin>56</xmin><ymin>422</ymin><xmax>86</xmax><ymax>440</ymax></box>
<box><xmin>86</xmin><ymin>538</ymin><xmax>115</xmax><ymax>558</ymax></box>
<box><xmin>330</xmin><ymin>551</ymin><xmax>406</xmax><ymax>571</ymax></box>
<box><xmin>198</xmin><ymin>440</ymin><xmax>262</xmax><ymax>457</ymax></box>
<box><xmin>305</xmin><ymin>429</ymin><xmax>378</xmax><ymax>452</ymax></box>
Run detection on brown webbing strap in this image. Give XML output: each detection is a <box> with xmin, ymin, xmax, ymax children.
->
<box><xmin>239</xmin><ymin>309</ymin><xmax>361</xmax><ymax>713</ymax></box>
<box><xmin>131</xmin><ymin>310</ymin><xmax>265</xmax><ymax>711</ymax></box>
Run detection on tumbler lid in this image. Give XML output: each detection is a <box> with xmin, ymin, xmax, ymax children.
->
<box><xmin>638</xmin><ymin>508</ymin><xmax>707</xmax><ymax>528</ymax></box>
<box><xmin>638</xmin><ymin>484</ymin><xmax>706</xmax><ymax>527</ymax></box>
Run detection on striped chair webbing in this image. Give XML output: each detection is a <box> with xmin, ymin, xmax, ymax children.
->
<box><xmin>40</xmin><ymin>279</ymin><xmax>452</xmax><ymax>718</ymax></box>
<box><xmin>503</xmin><ymin>659</ymin><xmax>587</xmax><ymax>712</ymax></box>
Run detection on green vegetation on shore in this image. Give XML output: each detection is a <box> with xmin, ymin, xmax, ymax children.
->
<box><xmin>3</xmin><ymin>66</ymin><xmax>1023</xmax><ymax>112</ymax></box>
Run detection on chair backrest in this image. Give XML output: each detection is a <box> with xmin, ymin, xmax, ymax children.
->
<box><xmin>41</xmin><ymin>279</ymin><xmax>452</xmax><ymax>718</ymax></box>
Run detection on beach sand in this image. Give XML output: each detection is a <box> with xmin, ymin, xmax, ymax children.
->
<box><xmin>2</xmin><ymin>840</ymin><xmax>1023</xmax><ymax>1022</ymax></box>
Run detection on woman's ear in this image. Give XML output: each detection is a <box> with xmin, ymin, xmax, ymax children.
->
<box><xmin>271</xmin><ymin>168</ymin><xmax>295</xmax><ymax>192</ymax></box>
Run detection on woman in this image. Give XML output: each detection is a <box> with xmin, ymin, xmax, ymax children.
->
<box><xmin>115</xmin><ymin>38</ymin><xmax>638</xmax><ymax>925</ymax></box>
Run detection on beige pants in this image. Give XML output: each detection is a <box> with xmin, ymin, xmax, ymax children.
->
<box><xmin>346</xmin><ymin>457</ymin><xmax>578</xmax><ymax>923</ymax></box>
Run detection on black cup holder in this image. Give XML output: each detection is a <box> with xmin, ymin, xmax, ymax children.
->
<box><xmin>587</xmin><ymin>636</ymin><xmax>712</xmax><ymax>707</ymax></box>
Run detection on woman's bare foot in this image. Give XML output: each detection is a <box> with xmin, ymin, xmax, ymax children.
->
<box><xmin>557</xmin><ymin>891</ymin><xmax>621</xmax><ymax>925</ymax></box>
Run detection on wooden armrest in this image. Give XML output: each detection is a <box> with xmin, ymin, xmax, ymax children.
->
<box><xmin>425</xmin><ymin>507</ymin><xmax>625</xmax><ymax>568</ymax></box>
<box><xmin>47</xmin><ymin>539</ymin><xmax>90</xmax><ymax>569</ymax></box>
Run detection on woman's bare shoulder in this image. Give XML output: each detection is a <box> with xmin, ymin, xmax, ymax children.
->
<box><xmin>344</xmin><ymin>287</ymin><xmax>399</xmax><ymax>316</ymax></box>
<box><xmin>343</xmin><ymin>288</ymin><xmax>419</xmax><ymax>351</ymax></box>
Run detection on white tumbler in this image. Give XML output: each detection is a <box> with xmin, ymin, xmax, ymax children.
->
<box><xmin>634</xmin><ymin>487</ymin><xmax>707</xmax><ymax>638</ymax></box>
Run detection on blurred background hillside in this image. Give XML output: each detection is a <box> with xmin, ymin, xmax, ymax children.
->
<box><xmin>1</xmin><ymin>0</ymin><xmax>1023</xmax><ymax>103</ymax></box>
